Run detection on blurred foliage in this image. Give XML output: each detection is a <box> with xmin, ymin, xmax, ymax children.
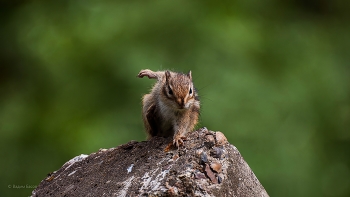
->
<box><xmin>1</xmin><ymin>0</ymin><xmax>349</xmax><ymax>196</ymax></box>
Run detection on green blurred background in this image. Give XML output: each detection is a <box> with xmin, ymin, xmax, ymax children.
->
<box><xmin>1</xmin><ymin>0</ymin><xmax>349</xmax><ymax>196</ymax></box>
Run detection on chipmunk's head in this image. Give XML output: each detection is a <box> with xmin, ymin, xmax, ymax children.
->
<box><xmin>162</xmin><ymin>70</ymin><xmax>199</xmax><ymax>110</ymax></box>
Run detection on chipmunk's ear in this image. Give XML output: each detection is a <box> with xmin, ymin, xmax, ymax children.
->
<box><xmin>165</xmin><ymin>71</ymin><xmax>171</xmax><ymax>83</ymax></box>
<box><xmin>187</xmin><ymin>70</ymin><xmax>192</xmax><ymax>80</ymax></box>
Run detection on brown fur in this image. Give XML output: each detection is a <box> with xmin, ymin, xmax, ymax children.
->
<box><xmin>138</xmin><ymin>69</ymin><xmax>200</xmax><ymax>147</ymax></box>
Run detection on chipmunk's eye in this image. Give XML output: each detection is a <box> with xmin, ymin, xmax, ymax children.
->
<box><xmin>168</xmin><ymin>86</ymin><xmax>173</xmax><ymax>95</ymax></box>
<box><xmin>189</xmin><ymin>88</ymin><xmax>192</xmax><ymax>95</ymax></box>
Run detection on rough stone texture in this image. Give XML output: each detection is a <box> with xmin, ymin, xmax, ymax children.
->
<box><xmin>31</xmin><ymin>128</ymin><xmax>269</xmax><ymax>197</ymax></box>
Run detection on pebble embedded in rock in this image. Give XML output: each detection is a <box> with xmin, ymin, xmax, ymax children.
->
<box><xmin>204</xmin><ymin>135</ymin><xmax>215</xmax><ymax>148</ymax></box>
<box><xmin>215</xmin><ymin>132</ymin><xmax>228</xmax><ymax>145</ymax></box>
<box><xmin>210</xmin><ymin>162</ymin><xmax>222</xmax><ymax>173</ymax></box>
<box><xmin>195</xmin><ymin>149</ymin><xmax>203</xmax><ymax>156</ymax></box>
<box><xmin>200</xmin><ymin>152</ymin><xmax>208</xmax><ymax>164</ymax></box>
<box><xmin>205</xmin><ymin>135</ymin><xmax>215</xmax><ymax>143</ymax></box>
<box><xmin>204</xmin><ymin>164</ymin><xmax>218</xmax><ymax>184</ymax></box>
<box><xmin>173</xmin><ymin>154</ymin><xmax>179</xmax><ymax>160</ymax></box>
<box><xmin>198</xmin><ymin>127</ymin><xmax>209</xmax><ymax>136</ymax></box>
<box><xmin>194</xmin><ymin>171</ymin><xmax>207</xmax><ymax>179</ymax></box>
<box><xmin>218</xmin><ymin>176</ymin><xmax>222</xmax><ymax>184</ymax></box>
<box><xmin>185</xmin><ymin>163</ymin><xmax>193</xmax><ymax>169</ymax></box>
<box><xmin>210</xmin><ymin>147</ymin><xmax>223</xmax><ymax>158</ymax></box>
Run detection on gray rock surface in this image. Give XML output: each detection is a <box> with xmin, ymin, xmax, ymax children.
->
<box><xmin>31</xmin><ymin>128</ymin><xmax>269</xmax><ymax>197</ymax></box>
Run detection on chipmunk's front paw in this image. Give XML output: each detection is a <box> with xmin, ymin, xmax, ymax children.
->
<box><xmin>173</xmin><ymin>136</ymin><xmax>187</xmax><ymax>148</ymax></box>
<box><xmin>137</xmin><ymin>69</ymin><xmax>157</xmax><ymax>79</ymax></box>
<box><xmin>164</xmin><ymin>136</ymin><xmax>186</xmax><ymax>152</ymax></box>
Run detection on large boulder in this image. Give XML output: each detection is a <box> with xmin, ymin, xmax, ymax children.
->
<box><xmin>32</xmin><ymin>128</ymin><xmax>269</xmax><ymax>197</ymax></box>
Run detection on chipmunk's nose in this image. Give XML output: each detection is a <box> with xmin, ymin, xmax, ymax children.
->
<box><xmin>177</xmin><ymin>98</ymin><xmax>185</xmax><ymax>109</ymax></box>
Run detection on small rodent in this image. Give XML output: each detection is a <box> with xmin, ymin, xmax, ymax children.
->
<box><xmin>137</xmin><ymin>69</ymin><xmax>200</xmax><ymax>147</ymax></box>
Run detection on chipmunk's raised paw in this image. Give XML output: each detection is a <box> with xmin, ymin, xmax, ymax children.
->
<box><xmin>137</xmin><ymin>69</ymin><xmax>157</xmax><ymax>79</ymax></box>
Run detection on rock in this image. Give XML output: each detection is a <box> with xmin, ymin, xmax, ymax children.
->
<box><xmin>200</xmin><ymin>152</ymin><xmax>209</xmax><ymax>165</ymax></box>
<box><xmin>215</xmin><ymin>131</ymin><xmax>228</xmax><ymax>146</ymax></box>
<box><xmin>210</xmin><ymin>147</ymin><xmax>224</xmax><ymax>159</ymax></box>
<box><xmin>31</xmin><ymin>128</ymin><xmax>269</xmax><ymax>197</ymax></box>
<box><xmin>204</xmin><ymin>134</ymin><xmax>215</xmax><ymax>148</ymax></box>
<box><xmin>210</xmin><ymin>162</ymin><xmax>222</xmax><ymax>173</ymax></box>
<box><xmin>204</xmin><ymin>163</ymin><xmax>218</xmax><ymax>184</ymax></box>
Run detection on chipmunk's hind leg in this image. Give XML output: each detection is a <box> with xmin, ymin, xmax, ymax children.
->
<box><xmin>142</xmin><ymin>94</ymin><xmax>160</xmax><ymax>139</ymax></box>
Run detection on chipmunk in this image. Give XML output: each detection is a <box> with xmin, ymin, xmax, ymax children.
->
<box><xmin>137</xmin><ymin>69</ymin><xmax>200</xmax><ymax>147</ymax></box>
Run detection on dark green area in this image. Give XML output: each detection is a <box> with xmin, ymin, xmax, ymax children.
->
<box><xmin>1</xmin><ymin>1</ymin><xmax>349</xmax><ymax>196</ymax></box>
